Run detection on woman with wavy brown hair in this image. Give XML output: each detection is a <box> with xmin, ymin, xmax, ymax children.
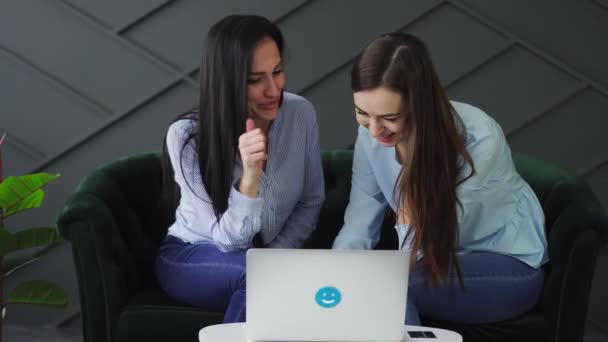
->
<box><xmin>333</xmin><ymin>33</ymin><xmax>548</xmax><ymax>325</ymax></box>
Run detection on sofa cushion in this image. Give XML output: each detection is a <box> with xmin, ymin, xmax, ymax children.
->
<box><xmin>115</xmin><ymin>288</ymin><xmax>223</xmax><ymax>342</ymax></box>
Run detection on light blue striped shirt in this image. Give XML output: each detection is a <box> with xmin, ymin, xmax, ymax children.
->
<box><xmin>333</xmin><ymin>101</ymin><xmax>548</xmax><ymax>269</ymax></box>
<box><xmin>166</xmin><ymin>92</ymin><xmax>325</xmax><ymax>252</ymax></box>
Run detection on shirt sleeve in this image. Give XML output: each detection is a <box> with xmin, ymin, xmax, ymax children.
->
<box><xmin>332</xmin><ymin>126</ymin><xmax>387</xmax><ymax>250</ymax></box>
<box><xmin>456</xmin><ymin>117</ymin><xmax>515</xmax><ymax>237</ymax></box>
<box><xmin>166</xmin><ymin>120</ymin><xmax>263</xmax><ymax>252</ymax></box>
<box><xmin>458</xmin><ymin>120</ymin><xmax>511</xmax><ymax>190</ymax></box>
<box><xmin>267</xmin><ymin>107</ymin><xmax>325</xmax><ymax>248</ymax></box>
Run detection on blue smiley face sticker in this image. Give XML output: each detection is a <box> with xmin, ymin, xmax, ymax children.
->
<box><xmin>315</xmin><ymin>286</ymin><xmax>342</xmax><ymax>308</ymax></box>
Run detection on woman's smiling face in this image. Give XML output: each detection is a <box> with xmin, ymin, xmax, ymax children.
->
<box><xmin>353</xmin><ymin>86</ymin><xmax>409</xmax><ymax>147</ymax></box>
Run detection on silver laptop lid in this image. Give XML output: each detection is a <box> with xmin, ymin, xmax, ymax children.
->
<box><xmin>247</xmin><ymin>249</ymin><xmax>409</xmax><ymax>342</ymax></box>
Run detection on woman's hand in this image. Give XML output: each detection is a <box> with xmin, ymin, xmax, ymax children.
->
<box><xmin>238</xmin><ymin>118</ymin><xmax>266</xmax><ymax>197</ymax></box>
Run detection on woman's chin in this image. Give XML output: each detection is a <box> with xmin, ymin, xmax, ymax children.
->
<box><xmin>256</xmin><ymin>108</ymin><xmax>279</xmax><ymax>121</ymax></box>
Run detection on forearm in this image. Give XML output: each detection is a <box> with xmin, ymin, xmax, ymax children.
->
<box><xmin>206</xmin><ymin>185</ymin><xmax>264</xmax><ymax>251</ymax></box>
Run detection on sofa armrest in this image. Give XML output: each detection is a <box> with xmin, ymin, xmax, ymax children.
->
<box><xmin>58</xmin><ymin>193</ymin><xmax>135</xmax><ymax>342</ymax></box>
<box><xmin>542</xmin><ymin>203</ymin><xmax>608</xmax><ymax>342</ymax></box>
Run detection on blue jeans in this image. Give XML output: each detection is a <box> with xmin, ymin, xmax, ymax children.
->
<box><xmin>155</xmin><ymin>236</ymin><xmax>247</xmax><ymax>323</ymax></box>
<box><xmin>406</xmin><ymin>252</ymin><xmax>544</xmax><ymax>325</ymax></box>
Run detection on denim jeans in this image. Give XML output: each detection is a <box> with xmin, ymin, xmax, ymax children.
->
<box><xmin>155</xmin><ymin>235</ymin><xmax>247</xmax><ymax>323</ymax></box>
<box><xmin>406</xmin><ymin>252</ymin><xmax>544</xmax><ymax>325</ymax></box>
<box><xmin>156</xmin><ymin>236</ymin><xmax>543</xmax><ymax>325</ymax></box>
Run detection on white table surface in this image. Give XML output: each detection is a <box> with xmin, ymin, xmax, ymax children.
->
<box><xmin>199</xmin><ymin>322</ymin><xmax>462</xmax><ymax>342</ymax></box>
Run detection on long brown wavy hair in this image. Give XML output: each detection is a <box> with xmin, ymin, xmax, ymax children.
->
<box><xmin>351</xmin><ymin>33</ymin><xmax>475</xmax><ymax>286</ymax></box>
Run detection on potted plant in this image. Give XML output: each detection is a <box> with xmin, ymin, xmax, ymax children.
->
<box><xmin>0</xmin><ymin>132</ymin><xmax>68</xmax><ymax>342</ymax></box>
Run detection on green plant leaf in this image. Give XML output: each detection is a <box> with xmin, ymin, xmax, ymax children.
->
<box><xmin>0</xmin><ymin>173</ymin><xmax>60</xmax><ymax>217</ymax></box>
<box><xmin>7</xmin><ymin>280</ymin><xmax>69</xmax><ymax>307</ymax></box>
<box><xmin>2</xmin><ymin>228</ymin><xmax>62</xmax><ymax>275</ymax></box>
<box><xmin>13</xmin><ymin>227</ymin><xmax>63</xmax><ymax>250</ymax></box>
<box><xmin>3</xmin><ymin>253</ymin><xmax>40</xmax><ymax>277</ymax></box>
<box><xmin>0</xmin><ymin>228</ymin><xmax>17</xmax><ymax>257</ymax></box>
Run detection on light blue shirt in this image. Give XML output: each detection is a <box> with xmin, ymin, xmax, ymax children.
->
<box><xmin>333</xmin><ymin>101</ymin><xmax>548</xmax><ymax>269</ymax></box>
<box><xmin>166</xmin><ymin>92</ymin><xmax>325</xmax><ymax>252</ymax></box>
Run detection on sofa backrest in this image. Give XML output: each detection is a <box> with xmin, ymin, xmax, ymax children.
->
<box><xmin>58</xmin><ymin>150</ymin><xmax>604</xmax><ymax>302</ymax></box>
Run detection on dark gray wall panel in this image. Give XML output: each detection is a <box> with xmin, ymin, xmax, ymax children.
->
<box><xmin>447</xmin><ymin>46</ymin><xmax>582</xmax><ymax>134</ymax></box>
<box><xmin>191</xmin><ymin>69</ymin><xmax>200</xmax><ymax>81</ymax></box>
<box><xmin>1</xmin><ymin>50</ymin><xmax>105</xmax><ymax>171</ymax></box>
<box><xmin>507</xmin><ymin>89</ymin><xmax>608</xmax><ymax>173</ymax></box>
<box><xmin>0</xmin><ymin>0</ymin><xmax>174</xmax><ymax>112</ymax></box>
<box><xmin>458</xmin><ymin>0</ymin><xmax>608</xmax><ymax>89</ymax></box>
<box><xmin>13</xmin><ymin>83</ymin><xmax>197</xmax><ymax>231</ymax></box>
<box><xmin>281</xmin><ymin>0</ymin><xmax>441</xmax><ymax>92</ymax></box>
<box><xmin>124</xmin><ymin>0</ymin><xmax>307</xmax><ymax>70</ymax></box>
<box><xmin>0</xmin><ymin>139</ymin><xmax>37</xmax><ymax>180</ymax></box>
<box><xmin>63</xmin><ymin>0</ymin><xmax>168</xmax><ymax>29</ymax></box>
<box><xmin>406</xmin><ymin>3</ymin><xmax>510</xmax><ymax>85</ymax></box>
<box><xmin>303</xmin><ymin>63</ymin><xmax>357</xmax><ymax>149</ymax></box>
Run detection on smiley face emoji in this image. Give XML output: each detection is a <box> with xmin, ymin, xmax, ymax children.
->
<box><xmin>315</xmin><ymin>286</ymin><xmax>342</xmax><ymax>308</ymax></box>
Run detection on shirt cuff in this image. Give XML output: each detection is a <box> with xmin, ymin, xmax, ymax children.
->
<box><xmin>229</xmin><ymin>186</ymin><xmax>264</xmax><ymax>216</ymax></box>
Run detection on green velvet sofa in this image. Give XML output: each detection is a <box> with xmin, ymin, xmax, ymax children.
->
<box><xmin>57</xmin><ymin>150</ymin><xmax>607</xmax><ymax>342</ymax></box>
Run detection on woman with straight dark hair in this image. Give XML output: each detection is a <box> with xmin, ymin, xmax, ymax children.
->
<box><xmin>333</xmin><ymin>33</ymin><xmax>548</xmax><ymax>325</ymax></box>
<box><xmin>155</xmin><ymin>15</ymin><xmax>325</xmax><ymax>323</ymax></box>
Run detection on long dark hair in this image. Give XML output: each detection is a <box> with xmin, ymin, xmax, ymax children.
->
<box><xmin>161</xmin><ymin>15</ymin><xmax>284</xmax><ymax>222</ymax></box>
<box><xmin>351</xmin><ymin>33</ymin><xmax>475</xmax><ymax>286</ymax></box>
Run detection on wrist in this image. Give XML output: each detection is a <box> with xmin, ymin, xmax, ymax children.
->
<box><xmin>239</xmin><ymin>177</ymin><xmax>259</xmax><ymax>198</ymax></box>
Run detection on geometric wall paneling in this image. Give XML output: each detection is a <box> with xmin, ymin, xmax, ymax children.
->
<box><xmin>280</xmin><ymin>0</ymin><xmax>442</xmax><ymax>93</ymax></box>
<box><xmin>405</xmin><ymin>2</ymin><xmax>511</xmax><ymax>86</ymax></box>
<box><xmin>302</xmin><ymin>61</ymin><xmax>357</xmax><ymax>149</ymax></box>
<box><xmin>122</xmin><ymin>0</ymin><xmax>309</xmax><ymax>71</ymax></box>
<box><xmin>13</xmin><ymin>81</ymin><xmax>199</xmax><ymax>230</ymax></box>
<box><xmin>30</xmin><ymin>71</ymin><xmax>199</xmax><ymax>175</ymax></box>
<box><xmin>457</xmin><ymin>0</ymin><xmax>608</xmax><ymax>89</ymax></box>
<box><xmin>0</xmin><ymin>0</ymin><xmax>176</xmax><ymax>113</ymax></box>
<box><xmin>447</xmin><ymin>46</ymin><xmax>583</xmax><ymax>135</ymax></box>
<box><xmin>63</xmin><ymin>0</ymin><xmax>170</xmax><ymax>31</ymax></box>
<box><xmin>0</xmin><ymin>47</ymin><xmax>107</xmax><ymax>175</ymax></box>
<box><xmin>41</xmin><ymin>82</ymin><xmax>199</xmax><ymax>176</ymax></box>
<box><xmin>507</xmin><ymin>88</ymin><xmax>608</xmax><ymax>174</ymax></box>
<box><xmin>0</xmin><ymin>135</ymin><xmax>40</xmax><ymax>179</ymax></box>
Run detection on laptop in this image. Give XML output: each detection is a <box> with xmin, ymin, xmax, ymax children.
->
<box><xmin>246</xmin><ymin>249</ymin><xmax>410</xmax><ymax>342</ymax></box>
